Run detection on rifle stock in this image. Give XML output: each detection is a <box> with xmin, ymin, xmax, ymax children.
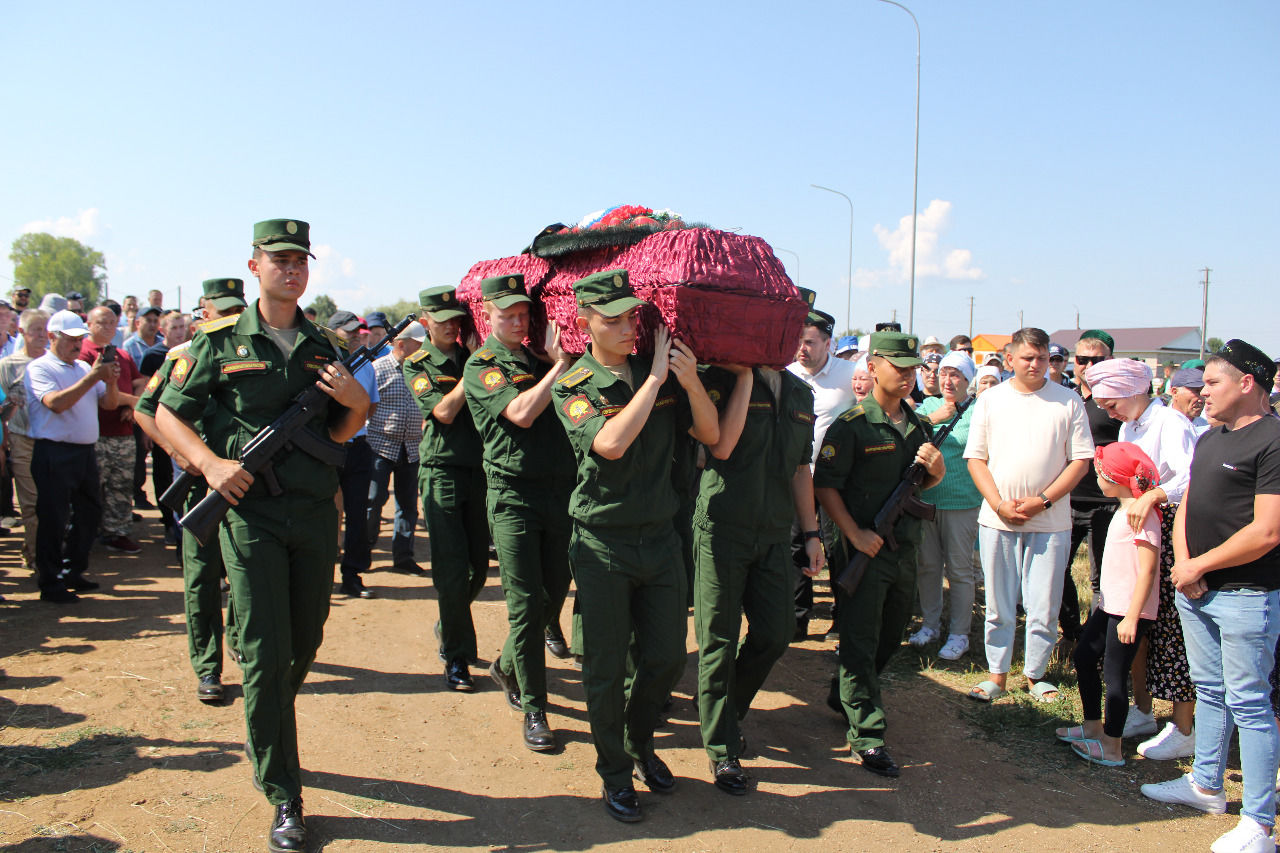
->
<box><xmin>833</xmin><ymin>395</ymin><xmax>973</xmax><ymax>597</ymax></box>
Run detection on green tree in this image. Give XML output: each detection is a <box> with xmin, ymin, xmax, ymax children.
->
<box><xmin>9</xmin><ymin>233</ymin><xmax>107</xmax><ymax>304</ymax></box>
<box><xmin>1206</xmin><ymin>336</ymin><xmax>1224</xmax><ymax>352</ymax></box>
<box><xmin>363</xmin><ymin>298</ymin><xmax>420</xmax><ymax>327</ymax></box>
<box><xmin>306</xmin><ymin>294</ymin><xmax>338</xmax><ymax>326</ymax></box>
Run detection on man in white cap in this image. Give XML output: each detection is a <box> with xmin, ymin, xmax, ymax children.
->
<box><xmin>366</xmin><ymin>320</ymin><xmax>426</xmax><ymax>572</ymax></box>
<box><xmin>25</xmin><ymin>310</ymin><xmax>121</xmax><ymax>602</ymax></box>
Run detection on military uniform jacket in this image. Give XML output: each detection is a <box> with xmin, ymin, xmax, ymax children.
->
<box><xmin>462</xmin><ymin>334</ymin><xmax>574</xmax><ymax>484</ymax></box>
<box><xmin>552</xmin><ymin>349</ymin><xmax>693</xmax><ymax>531</ymax></box>
<box><xmin>695</xmin><ymin>367</ymin><xmax>814</xmax><ymax>539</ymax></box>
<box><xmin>135</xmin><ymin>341</ymin><xmax>190</xmax><ymax>419</ymax></box>
<box><xmin>403</xmin><ymin>340</ymin><xmax>480</xmax><ymax>469</ymax></box>
<box><xmin>814</xmin><ymin>393</ymin><xmax>932</xmax><ymax>543</ymax></box>
<box><xmin>157</xmin><ymin>301</ymin><xmax>347</xmax><ymax>501</ymax></box>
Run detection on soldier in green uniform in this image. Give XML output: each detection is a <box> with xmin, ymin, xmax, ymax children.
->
<box><xmin>814</xmin><ymin>331</ymin><xmax>944</xmax><ymax>779</ymax></box>
<box><xmin>156</xmin><ymin>220</ymin><xmax>370</xmax><ymax>853</ymax></box>
<box><xmin>403</xmin><ymin>286</ymin><xmax>489</xmax><ymax>692</ymax></box>
<box><xmin>463</xmin><ymin>274</ymin><xmax>576</xmax><ymax>752</ymax></box>
<box><xmin>135</xmin><ymin>278</ymin><xmax>247</xmax><ymax>703</ymax></box>
<box><xmin>694</xmin><ymin>354</ymin><xmax>826</xmax><ymax>795</ymax></box>
<box><xmin>551</xmin><ymin>270</ymin><xmax>719</xmax><ymax>822</ymax></box>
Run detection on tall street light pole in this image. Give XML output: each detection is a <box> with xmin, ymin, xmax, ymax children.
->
<box><xmin>810</xmin><ymin>184</ymin><xmax>853</xmax><ymax>333</ymax></box>
<box><xmin>874</xmin><ymin>0</ymin><xmax>920</xmax><ymax>334</ymax></box>
<box><xmin>774</xmin><ymin>247</ymin><xmax>800</xmax><ymax>287</ymax></box>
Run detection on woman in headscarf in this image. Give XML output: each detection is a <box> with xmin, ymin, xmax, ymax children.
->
<box><xmin>910</xmin><ymin>351</ymin><xmax>981</xmax><ymax>660</ymax></box>
<box><xmin>1085</xmin><ymin>357</ymin><xmax>1198</xmax><ymax>762</ymax></box>
<box><xmin>972</xmin><ymin>365</ymin><xmax>1001</xmax><ymax>396</ymax></box>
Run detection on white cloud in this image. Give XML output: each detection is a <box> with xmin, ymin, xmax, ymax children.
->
<box><xmin>21</xmin><ymin>208</ymin><xmax>102</xmax><ymax>241</ymax></box>
<box><xmin>867</xmin><ymin>199</ymin><xmax>984</xmax><ymax>286</ymax></box>
<box><xmin>309</xmin><ymin>244</ymin><xmax>375</xmax><ymax>310</ymax></box>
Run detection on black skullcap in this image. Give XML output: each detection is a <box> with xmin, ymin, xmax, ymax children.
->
<box><xmin>1217</xmin><ymin>339</ymin><xmax>1277</xmax><ymax>389</ymax></box>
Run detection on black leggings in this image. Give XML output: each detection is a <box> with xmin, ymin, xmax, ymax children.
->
<box><xmin>1072</xmin><ymin>608</ymin><xmax>1153</xmax><ymax>738</ymax></box>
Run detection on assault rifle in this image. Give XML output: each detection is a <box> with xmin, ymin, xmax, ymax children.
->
<box><xmin>834</xmin><ymin>395</ymin><xmax>974</xmax><ymax>596</ymax></box>
<box><xmin>165</xmin><ymin>314</ymin><xmax>416</xmax><ymax>545</ymax></box>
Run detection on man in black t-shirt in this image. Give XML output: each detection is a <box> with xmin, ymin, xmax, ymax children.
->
<box><xmin>1059</xmin><ymin>330</ymin><xmax>1120</xmax><ymax>641</ymax></box>
<box><xmin>1142</xmin><ymin>340</ymin><xmax>1280</xmax><ymax>850</ymax></box>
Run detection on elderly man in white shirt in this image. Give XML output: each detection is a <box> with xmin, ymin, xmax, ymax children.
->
<box><xmin>786</xmin><ymin>303</ymin><xmax>855</xmax><ymax>638</ymax></box>
<box><xmin>1168</xmin><ymin>368</ymin><xmax>1211</xmax><ymax>436</ymax></box>
<box><xmin>25</xmin><ymin>310</ymin><xmax>120</xmax><ymax>602</ymax></box>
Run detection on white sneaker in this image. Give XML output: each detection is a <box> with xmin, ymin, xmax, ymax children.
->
<box><xmin>938</xmin><ymin>633</ymin><xmax>969</xmax><ymax>661</ymax></box>
<box><xmin>1122</xmin><ymin>705</ymin><xmax>1158</xmax><ymax>738</ymax></box>
<box><xmin>908</xmin><ymin>626</ymin><xmax>939</xmax><ymax>647</ymax></box>
<box><xmin>1138</xmin><ymin>722</ymin><xmax>1196</xmax><ymax>760</ymax></box>
<box><xmin>1140</xmin><ymin>774</ymin><xmax>1227</xmax><ymax>815</ymax></box>
<box><xmin>1211</xmin><ymin>816</ymin><xmax>1274</xmax><ymax>853</ymax></box>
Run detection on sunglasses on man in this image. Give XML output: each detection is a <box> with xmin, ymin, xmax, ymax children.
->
<box><xmin>1075</xmin><ymin>355</ymin><xmax>1107</xmax><ymax>366</ymax></box>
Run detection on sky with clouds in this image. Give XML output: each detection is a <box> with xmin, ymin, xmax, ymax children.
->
<box><xmin>2</xmin><ymin>1</ymin><xmax>1276</xmax><ymax>353</ymax></box>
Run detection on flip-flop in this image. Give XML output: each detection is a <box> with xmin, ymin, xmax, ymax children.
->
<box><xmin>1070</xmin><ymin>738</ymin><xmax>1125</xmax><ymax>767</ymax></box>
<box><xmin>968</xmin><ymin>680</ymin><xmax>1006</xmax><ymax>703</ymax></box>
<box><xmin>1029</xmin><ymin>681</ymin><xmax>1061</xmax><ymax>703</ymax></box>
<box><xmin>1055</xmin><ymin>725</ymin><xmax>1090</xmax><ymax>743</ymax></box>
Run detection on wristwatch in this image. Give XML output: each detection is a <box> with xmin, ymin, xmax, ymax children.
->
<box><xmin>1039</xmin><ymin>492</ymin><xmax>1052</xmax><ymax>509</ymax></box>
<box><xmin>803</xmin><ymin>530</ymin><xmax>822</xmax><ymax>541</ymax></box>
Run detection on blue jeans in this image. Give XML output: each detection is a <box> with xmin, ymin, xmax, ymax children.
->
<box><xmin>1177</xmin><ymin>588</ymin><xmax>1280</xmax><ymax>827</ymax></box>
<box><xmin>978</xmin><ymin>527</ymin><xmax>1070</xmax><ymax>681</ymax></box>
<box><xmin>366</xmin><ymin>447</ymin><xmax>418</xmax><ymax>564</ymax></box>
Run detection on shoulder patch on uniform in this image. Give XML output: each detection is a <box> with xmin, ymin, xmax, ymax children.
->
<box><xmin>144</xmin><ymin>373</ymin><xmax>162</xmax><ymax>393</ymax></box>
<box><xmin>406</xmin><ymin>348</ymin><xmax>430</xmax><ymax>364</ymax></box>
<box><xmin>708</xmin><ymin>388</ymin><xmax>722</xmax><ymax>404</ymax></box>
<box><xmin>818</xmin><ymin>440</ymin><xmax>839</xmax><ymax>464</ymax></box>
<box><xmin>170</xmin><ymin>353</ymin><xmax>195</xmax><ymax>387</ymax></box>
<box><xmin>561</xmin><ymin>394</ymin><xmax>597</xmax><ymax>426</ymax></box>
<box><xmin>557</xmin><ymin>366</ymin><xmax>593</xmax><ymax>387</ymax></box>
<box><xmin>838</xmin><ymin>405</ymin><xmax>866</xmax><ymax>422</ymax></box>
<box><xmin>478</xmin><ymin>366</ymin><xmax>506</xmax><ymax>391</ymax></box>
<box><xmin>199</xmin><ymin>315</ymin><xmax>239</xmax><ymax>334</ymax></box>
<box><xmin>411</xmin><ymin>374</ymin><xmax>432</xmax><ymax>396</ymax></box>
<box><xmin>473</xmin><ymin>347</ymin><xmax>496</xmax><ymax>362</ymax></box>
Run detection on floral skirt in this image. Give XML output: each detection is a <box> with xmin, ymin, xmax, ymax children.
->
<box><xmin>1146</xmin><ymin>503</ymin><xmax>1195</xmax><ymax>702</ymax></box>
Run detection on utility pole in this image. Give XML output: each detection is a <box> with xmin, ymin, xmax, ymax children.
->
<box><xmin>1199</xmin><ymin>267</ymin><xmax>1210</xmax><ymax>359</ymax></box>
<box><xmin>890</xmin><ymin>308</ymin><xmax>898</xmax><ymax>324</ymax></box>
<box><xmin>1018</xmin><ymin>309</ymin><xmax>1024</xmax><ymax>329</ymax></box>
<box><xmin>968</xmin><ymin>296</ymin><xmax>974</xmax><ymax>338</ymax></box>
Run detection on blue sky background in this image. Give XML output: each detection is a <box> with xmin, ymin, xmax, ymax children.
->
<box><xmin>3</xmin><ymin>1</ymin><xmax>1276</xmax><ymax>352</ymax></box>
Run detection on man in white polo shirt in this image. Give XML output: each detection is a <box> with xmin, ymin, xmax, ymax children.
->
<box><xmin>25</xmin><ymin>309</ymin><xmax>120</xmax><ymax>602</ymax></box>
<box><xmin>787</xmin><ymin>296</ymin><xmax>854</xmax><ymax>638</ymax></box>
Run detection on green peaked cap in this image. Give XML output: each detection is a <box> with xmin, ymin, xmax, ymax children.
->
<box><xmin>480</xmin><ymin>274</ymin><xmax>531</xmax><ymax>309</ymax></box>
<box><xmin>252</xmin><ymin>218</ymin><xmax>315</xmax><ymax>258</ymax></box>
<box><xmin>573</xmin><ymin>269</ymin><xmax>645</xmax><ymax>318</ymax></box>
<box><xmin>419</xmin><ymin>286</ymin><xmax>468</xmax><ymax>321</ymax></box>
<box><xmin>869</xmin><ymin>331</ymin><xmax>923</xmax><ymax>368</ymax></box>
<box><xmin>201</xmin><ymin>278</ymin><xmax>247</xmax><ymax>310</ymax></box>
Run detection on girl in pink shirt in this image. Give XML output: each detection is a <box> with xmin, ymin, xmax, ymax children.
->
<box><xmin>1056</xmin><ymin>441</ymin><xmax>1161</xmax><ymax>766</ymax></box>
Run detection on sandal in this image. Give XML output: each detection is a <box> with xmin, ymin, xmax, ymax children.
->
<box><xmin>968</xmin><ymin>680</ymin><xmax>1006</xmax><ymax>703</ymax></box>
<box><xmin>1028</xmin><ymin>681</ymin><xmax>1061</xmax><ymax>703</ymax></box>
<box><xmin>1070</xmin><ymin>738</ymin><xmax>1125</xmax><ymax>767</ymax></box>
<box><xmin>1055</xmin><ymin>725</ymin><xmax>1089</xmax><ymax>743</ymax></box>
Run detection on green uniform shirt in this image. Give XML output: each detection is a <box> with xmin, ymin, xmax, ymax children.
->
<box><xmin>135</xmin><ymin>342</ymin><xmax>189</xmax><ymax>419</ymax></box>
<box><xmin>694</xmin><ymin>367</ymin><xmax>814</xmax><ymax>539</ymax></box>
<box><xmin>551</xmin><ymin>349</ymin><xmax>691</xmax><ymax>530</ymax></box>
<box><xmin>157</xmin><ymin>301</ymin><xmax>348</xmax><ymax>501</ymax></box>
<box><xmin>462</xmin><ymin>334</ymin><xmax>573</xmax><ymax>483</ymax></box>
<box><xmin>814</xmin><ymin>394</ymin><xmax>932</xmax><ymax>541</ymax></box>
<box><xmin>403</xmin><ymin>340</ymin><xmax>480</xmax><ymax>468</ymax></box>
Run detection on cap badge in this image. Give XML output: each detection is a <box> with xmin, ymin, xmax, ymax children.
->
<box><xmin>507</xmin><ymin>278</ymin><xmax>516</xmax><ymax>290</ymax></box>
<box><xmin>226</xmin><ymin>279</ymin><xmax>235</xmax><ymax>288</ymax></box>
<box><xmin>285</xmin><ymin>221</ymin><xmax>298</xmax><ymax>235</ymax></box>
<box><xmin>442</xmin><ymin>292</ymin><xmax>451</xmax><ymax>302</ymax></box>
<box><xmin>237</xmin><ymin>345</ymin><xmax>249</xmax><ymax>357</ymax></box>
<box><xmin>908</xmin><ymin>338</ymin><xmax>916</xmax><ymax>349</ymax></box>
<box><xmin>612</xmin><ymin>274</ymin><xmax>622</xmax><ymax>289</ymax></box>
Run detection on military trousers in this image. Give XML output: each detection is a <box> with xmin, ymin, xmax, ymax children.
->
<box><xmin>423</xmin><ymin>464</ymin><xmax>489</xmax><ymax>665</ymax></box>
<box><xmin>182</xmin><ymin>486</ymin><xmax>238</xmax><ymax>680</ymax></box>
<box><xmin>486</xmin><ymin>474</ymin><xmax>571</xmax><ymax>713</ymax></box>
<box><xmin>570</xmin><ymin>522</ymin><xmax>687</xmax><ymax>787</ymax></box>
<box><xmin>693</xmin><ymin>522</ymin><xmax>793</xmax><ymax>763</ymax></box>
<box><xmin>220</xmin><ymin>494</ymin><xmax>337</xmax><ymax>804</ymax></box>
<box><xmin>835</xmin><ymin>541</ymin><xmax>917</xmax><ymax>752</ymax></box>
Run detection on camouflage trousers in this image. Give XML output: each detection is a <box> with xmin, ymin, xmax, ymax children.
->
<box><xmin>96</xmin><ymin>434</ymin><xmax>135</xmax><ymax>537</ymax></box>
